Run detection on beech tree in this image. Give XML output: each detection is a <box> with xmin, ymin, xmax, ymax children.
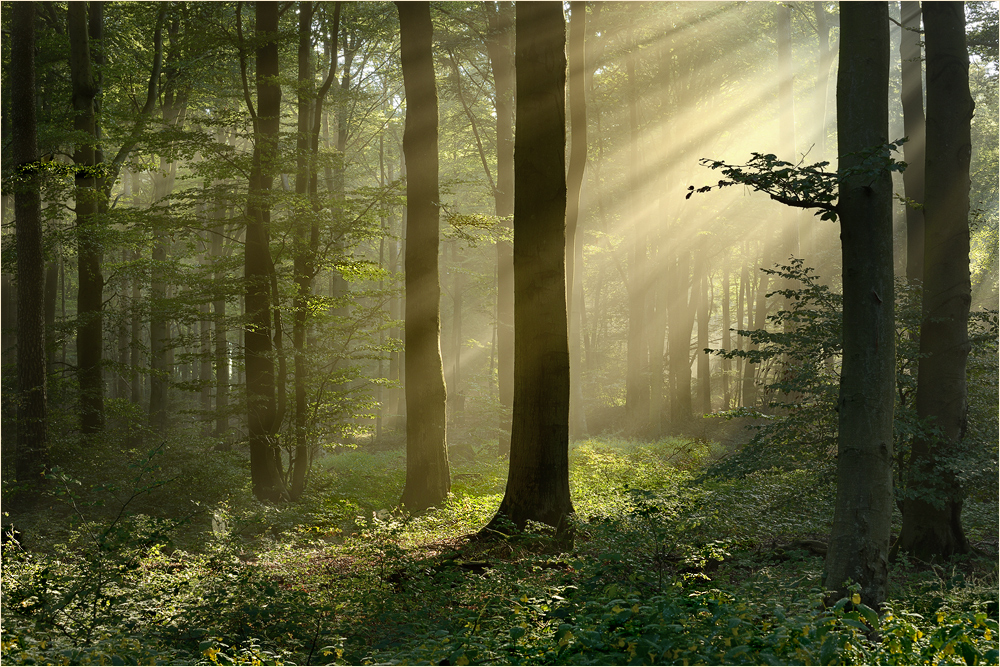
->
<box><xmin>896</xmin><ymin>1</ymin><xmax>975</xmax><ymax>560</ymax></box>
<box><xmin>824</xmin><ymin>1</ymin><xmax>895</xmax><ymax>607</ymax></box>
<box><xmin>68</xmin><ymin>2</ymin><xmax>104</xmax><ymax>436</ymax></box>
<box><xmin>396</xmin><ymin>0</ymin><xmax>451</xmax><ymax>512</ymax></box>
<box><xmin>243</xmin><ymin>1</ymin><xmax>287</xmax><ymax>502</ymax></box>
<box><xmin>900</xmin><ymin>1</ymin><xmax>926</xmax><ymax>284</ymax></box>
<box><xmin>486</xmin><ymin>1</ymin><xmax>573</xmax><ymax>531</ymax></box>
<box><xmin>13</xmin><ymin>1</ymin><xmax>47</xmax><ymax>486</ymax></box>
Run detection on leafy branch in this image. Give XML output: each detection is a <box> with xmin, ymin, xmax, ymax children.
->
<box><xmin>687</xmin><ymin>140</ymin><xmax>908</xmax><ymax>223</ymax></box>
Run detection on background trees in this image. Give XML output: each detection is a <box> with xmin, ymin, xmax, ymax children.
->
<box><xmin>0</xmin><ymin>1</ymin><xmax>995</xmax><ymax>591</ymax></box>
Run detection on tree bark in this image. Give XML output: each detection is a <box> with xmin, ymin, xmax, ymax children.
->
<box><xmin>487</xmin><ymin>1</ymin><xmax>573</xmax><ymax>532</ymax></box>
<box><xmin>566</xmin><ymin>0</ymin><xmax>588</xmax><ymax>440</ymax></box>
<box><xmin>824</xmin><ymin>1</ymin><xmax>895</xmax><ymax>607</ymax></box>
<box><xmin>396</xmin><ymin>1</ymin><xmax>451</xmax><ymax>512</ymax></box>
<box><xmin>624</xmin><ymin>20</ymin><xmax>649</xmax><ymax>433</ymax></box>
<box><xmin>68</xmin><ymin>1</ymin><xmax>104</xmax><ymax>435</ymax></box>
<box><xmin>244</xmin><ymin>1</ymin><xmax>286</xmax><ymax>501</ymax></box>
<box><xmin>896</xmin><ymin>1</ymin><xmax>974</xmax><ymax>561</ymax></box>
<box><xmin>900</xmin><ymin>1</ymin><xmax>926</xmax><ymax>284</ymax></box>
<box><xmin>485</xmin><ymin>1</ymin><xmax>516</xmax><ymax>451</ymax></box>
<box><xmin>13</xmin><ymin>0</ymin><xmax>48</xmax><ymax>484</ymax></box>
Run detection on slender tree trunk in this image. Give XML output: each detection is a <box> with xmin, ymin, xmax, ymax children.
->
<box><xmin>244</xmin><ymin>1</ymin><xmax>286</xmax><ymax>501</ymax></box>
<box><xmin>668</xmin><ymin>250</ymin><xmax>694</xmax><ymax>422</ymax></box>
<box><xmin>69</xmin><ymin>2</ymin><xmax>104</xmax><ymax>435</ymax></box>
<box><xmin>212</xmin><ymin>222</ymin><xmax>228</xmax><ymax>437</ymax></box>
<box><xmin>486</xmin><ymin>1</ymin><xmax>515</xmax><ymax>452</ymax></box>
<box><xmin>777</xmin><ymin>3</ymin><xmax>799</xmax><ymax>262</ymax></box>
<box><xmin>896</xmin><ymin>1</ymin><xmax>974</xmax><ymax>561</ymax></box>
<box><xmin>900</xmin><ymin>1</ymin><xmax>926</xmax><ymax>284</ymax></box>
<box><xmin>396</xmin><ymin>1</ymin><xmax>450</xmax><ymax>512</ymax></box>
<box><xmin>722</xmin><ymin>257</ymin><xmax>731</xmax><ymax>408</ymax></box>
<box><xmin>487</xmin><ymin>1</ymin><xmax>572</xmax><ymax>532</ymax></box>
<box><xmin>697</xmin><ymin>255</ymin><xmax>711</xmax><ymax>415</ymax></box>
<box><xmin>624</xmin><ymin>21</ymin><xmax>649</xmax><ymax>433</ymax></box>
<box><xmin>824</xmin><ymin>1</ymin><xmax>894</xmax><ymax>607</ymax></box>
<box><xmin>566</xmin><ymin>0</ymin><xmax>588</xmax><ymax>440</ymax></box>
<box><xmin>14</xmin><ymin>1</ymin><xmax>48</xmax><ymax>484</ymax></box>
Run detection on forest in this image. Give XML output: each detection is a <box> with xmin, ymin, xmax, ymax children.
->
<box><xmin>1</xmin><ymin>1</ymin><xmax>998</xmax><ymax>665</ymax></box>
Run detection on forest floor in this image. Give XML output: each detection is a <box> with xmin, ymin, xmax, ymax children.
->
<box><xmin>1</xmin><ymin>432</ymin><xmax>997</xmax><ymax>665</ymax></box>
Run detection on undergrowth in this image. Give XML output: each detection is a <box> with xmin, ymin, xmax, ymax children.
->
<box><xmin>1</xmin><ymin>436</ymin><xmax>997</xmax><ymax>665</ymax></box>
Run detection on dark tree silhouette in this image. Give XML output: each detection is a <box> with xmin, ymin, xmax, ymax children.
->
<box><xmin>824</xmin><ymin>1</ymin><xmax>895</xmax><ymax>607</ymax></box>
<box><xmin>896</xmin><ymin>1</ymin><xmax>975</xmax><ymax>561</ymax></box>
<box><xmin>486</xmin><ymin>1</ymin><xmax>573</xmax><ymax>531</ymax></box>
<box><xmin>397</xmin><ymin>1</ymin><xmax>451</xmax><ymax>512</ymax></box>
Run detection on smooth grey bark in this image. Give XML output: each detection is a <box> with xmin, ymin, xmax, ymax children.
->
<box><xmin>396</xmin><ymin>1</ymin><xmax>451</xmax><ymax>512</ymax></box>
<box><xmin>487</xmin><ymin>1</ymin><xmax>573</xmax><ymax>531</ymax></box>
<box><xmin>896</xmin><ymin>0</ymin><xmax>974</xmax><ymax>561</ymax></box>
<box><xmin>824</xmin><ymin>1</ymin><xmax>895</xmax><ymax>607</ymax></box>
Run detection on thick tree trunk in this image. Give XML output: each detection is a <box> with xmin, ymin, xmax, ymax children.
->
<box><xmin>69</xmin><ymin>2</ymin><xmax>104</xmax><ymax>435</ymax></box>
<box><xmin>396</xmin><ymin>1</ymin><xmax>450</xmax><ymax>512</ymax></box>
<box><xmin>245</xmin><ymin>1</ymin><xmax>286</xmax><ymax>502</ymax></box>
<box><xmin>13</xmin><ymin>1</ymin><xmax>48</xmax><ymax>484</ymax></box>
<box><xmin>900</xmin><ymin>1</ymin><xmax>926</xmax><ymax>284</ymax></box>
<box><xmin>488</xmin><ymin>1</ymin><xmax>572</xmax><ymax>531</ymax></box>
<box><xmin>896</xmin><ymin>1</ymin><xmax>973</xmax><ymax>561</ymax></box>
<box><xmin>824</xmin><ymin>1</ymin><xmax>895</xmax><ymax>607</ymax></box>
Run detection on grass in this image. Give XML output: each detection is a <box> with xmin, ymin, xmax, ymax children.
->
<box><xmin>1</xmin><ymin>434</ymin><xmax>997</xmax><ymax>665</ymax></box>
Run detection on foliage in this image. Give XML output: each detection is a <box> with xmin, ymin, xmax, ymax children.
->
<box><xmin>3</xmin><ymin>438</ymin><xmax>995</xmax><ymax>666</ymax></box>
<box><xmin>687</xmin><ymin>141</ymin><xmax>909</xmax><ymax>222</ymax></box>
<box><xmin>704</xmin><ymin>260</ymin><xmax>999</xmax><ymax>516</ymax></box>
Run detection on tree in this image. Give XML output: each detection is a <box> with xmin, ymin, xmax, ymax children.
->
<box><xmin>566</xmin><ymin>0</ymin><xmax>588</xmax><ymax>439</ymax></box>
<box><xmin>824</xmin><ymin>1</ymin><xmax>895</xmax><ymax>607</ymax></box>
<box><xmin>900</xmin><ymin>1</ymin><xmax>926</xmax><ymax>284</ymax></box>
<box><xmin>486</xmin><ymin>1</ymin><xmax>572</xmax><ymax>531</ymax></box>
<box><xmin>13</xmin><ymin>1</ymin><xmax>48</xmax><ymax>485</ymax></box>
<box><xmin>68</xmin><ymin>1</ymin><xmax>104</xmax><ymax>436</ymax></box>
<box><xmin>896</xmin><ymin>1</ymin><xmax>975</xmax><ymax>560</ymax></box>
<box><xmin>396</xmin><ymin>1</ymin><xmax>451</xmax><ymax>512</ymax></box>
<box><xmin>242</xmin><ymin>1</ymin><xmax>287</xmax><ymax>502</ymax></box>
<box><xmin>484</xmin><ymin>1</ymin><xmax>516</xmax><ymax>452</ymax></box>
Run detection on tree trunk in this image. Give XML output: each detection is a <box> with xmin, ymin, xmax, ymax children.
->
<box><xmin>13</xmin><ymin>1</ymin><xmax>48</xmax><ymax>485</ymax></box>
<box><xmin>244</xmin><ymin>1</ymin><xmax>286</xmax><ymax>502</ymax></box>
<box><xmin>668</xmin><ymin>250</ymin><xmax>694</xmax><ymax>423</ymax></box>
<box><xmin>69</xmin><ymin>1</ymin><xmax>104</xmax><ymax>435</ymax></box>
<box><xmin>486</xmin><ymin>1</ymin><xmax>515</xmax><ymax>452</ymax></box>
<box><xmin>566</xmin><ymin>0</ymin><xmax>588</xmax><ymax>440</ymax></box>
<box><xmin>900</xmin><ymin>1</ymin><xmax>926</xmax><ymax>284</ymax></box>
<box><xmin>212</xmin><ymin>221</ymin><xmax>228</xmax><ymax>437</ymax></box>
<box><xmin>824</xmin><ymin>1</ymin><xmax>895</xmax><ymax>607</ymax></box>
<box><xmin>624</xmin><ymin>21</ymin><xmax>649</xmax><ymax>433</ymax></box>
<box><xmin>896</xmin><ymin>1</ymin><xmax>974</xmax><ymax>561</ymax></box>
<box><xmin>396</xmin><ymin>1</ymin><xmax>450</xmax><ymax>512</ymax></box>
<box><xmin>697</xmin><ymin>255</ymin><xmax>711</xmax><ymax>415</ymax></box>
<box><xmin>721</xmin><ymin>257</ymin><xmax>731</xmax><ymax>408</ymax></box>
<box><xmin>488</xmin><ymin>1</ymin><xmax>572</xmax><ymax>532</ymax></box>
